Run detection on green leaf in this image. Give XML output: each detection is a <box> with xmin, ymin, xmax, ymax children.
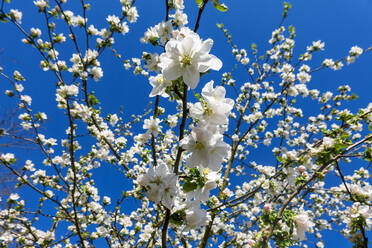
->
<box><xmin>283</xmin><ymin>2</ymin><xmax>292</xmax><ymax>10</ymax></box>
<box><xmin>88</xmin><ymin>93</ymin><xmax>99</xmax><ymax>106</ymax></box>
<box><xmin>213</xmin><ymin>0</ymin><xmax>228</xmax><ymax>12</ymax></box>
<box><xmin>183</xmin><ymin>167</ymin><xmax>207</xmax><ymax>193</ymax></box>
<box><xmin>5</xmin><ymin>0</ymin><xmax>10</xmax><ymax>3</ymax></box>
<box><xmin>283</xmin><ymin>1</ymin><xmax>292</xmax><ymax>17</ymax></box>
<box><xmin>216</xmin><ymin>23</ymin><xmax>224</xmax><ymax>29</ymax></box>
<box><xmin>193</xmin><ymin>91</ymin><xmax>203</xmax><ymax>102</ymax></box>
<box><xmin>169</xmin><ymin>210</ymin><xmax>186</xmax><ymax>226</ymax></box>
<box><xmin>196</xmin><ymin>0</ymin><xmax>203</xmax><ymax>6</ymax></box>
<box><xmin>363</xmin><ymin>147</ymin><xmax>372</xmax><ymax>163</ymax></box>
<box><xmin>251</xmin><ymin>43</ymin><xmax>257</xmax><ymax>50</ymax></box>
<box><xmin>183</xmin><ymin>180</ymin><xmax>198</xmax><ymax>193</ymax></box>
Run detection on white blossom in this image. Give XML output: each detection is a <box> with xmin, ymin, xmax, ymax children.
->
<box><xmin>180</xmin><ymin>124</ymin><xmax>229</xmax><ymax>171</ymax></box>
<box><xmin>159</xmin><ymin>31</ymin><xmax>222</xmax><ymax>89</ymax></box>
<box><xmin>138</xmin><ymin>162</ymin><xmax>178</xmax><ymax>209</ymax></box>
<box><xmin>294</xmin><ymin>211</ymin><xmax>315</xmax><ymax>241</ymax></box>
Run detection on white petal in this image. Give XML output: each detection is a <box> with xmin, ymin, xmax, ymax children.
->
<box><xmin>213</xmin><ymin>86</ymin><xmax>226</xmax><ymax>99</ymax></box>
<box><xmin>165</xmin><ymin>39</ymin><xmax>181</xmax><ymax>58</ymax></box>
<box><xmin>198</xmin><ymin>54</ymin><xmax>222</xmax><ymax>72</ymax></box>
<box><xmin>182</xmin><ymin>66</ymin><xmax>200</xmax><ymax>89</ymax></box>
<box><xmin>200</xmin><ymin>39</ymin><xmax>213</xmax><ymax>54</ymax></box>
<box><xmin>189</xmin><ymin>102</ymin><xmax>204</xmax><ymax>119</ymax></box>
<box><xmin>163</xmin><ymin>63</ymin><xmax>182</xmax><ymax>81</ymax></box>
<box><xmin>201</xmin><ymin>80</ymin><xmax>214</xmax><ymax>97</ymax></box>
<box><xmin>181</xmin><ymin>36</ymin><xmax>196</xmax><ymax>54</ymax></box>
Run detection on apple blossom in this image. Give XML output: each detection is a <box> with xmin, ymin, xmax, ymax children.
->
<box><xmin>159</xmin><ymin>31</ymin><xmax>222</xmax><ymax>89</ymax></box>
<box><xmin>180</xmin><ymin>123</ymin><xmax>229</xmax><ymax>171</ymax></box>
<box><xmin>0</xmin><ymin>1</ymin><xmax>371</xmax><ymax>248</ymax></box>
<box><xmin>138</xmin><ymin>162</ymin><xmax>178</xmax><ymax>209</ymax></box>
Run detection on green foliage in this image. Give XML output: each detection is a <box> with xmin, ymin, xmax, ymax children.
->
<box><xmin>35</xmin><ymin>112</ymin><xmax>45</xmax><ymax>123</ymax></box>
<box><xmin>169</xmin><ymin>210</ymin><xmax>186</xmax><ymax>226</ymax></box>
<box><xmin>363</xmin><ymin>147</ymin><xmax>372</xmax><ymax>163</ymax></box>
<box><xmin>288</xmin><ymin>25</ymin><xmax>296</xmax><ymax>38</ymax></box>
<box><xmin>216</xmin><ymin>23</ymin><xmax>224</xmax><ymax>29</ymax></box>
<box><xmin>295</xmin><ymin>175</ymin><xmax>307</xmax><ymax>185</ymax></box>
<box><xmin>260</xmin><ymin>210</ymin><xmax>277</xmax><ymax>225</ymax></box>
<box><xmin>88</xmin><ymin>93</ymin><xmax>99</xmax><ymax>106</ymax></box>
<box><xmin>273</xmin><ymin>210</ymin><xmax>295</xmax><ymax>247</ymax></box>
<box><xmin>350</xmin><ymin>216</ymin><xmax>366</xmax><ymax>234</ymax></box>
<box><xmin>273</xmin><ymin>230</ymin><xmax>294</xmax><ymax>248</ymax></box>
<box><xmin>196</xmin><ymin>0</ymin><xmax>203</xmax><ymax>6</ymax></box>
<box><xmin>283</xmin><ymin>2</ymin><xmax>292</xmax><ymax>18</ymax></box>
<box><xmin>0</xmin><ymin>13</ymin><xmax>8</xmax><ymax>23</ymax></box>
<box><xmin>165</xmin><ymin>78</ymin><xmax>185</xmax><ymax>101</ymax></box>
<box><xmin>213</xmin><ymin>0</ymin><xmax>228</xmax><ymax>12</ymax></box>
<box><xmin>183</xmin><ymin>167</ymin><xmax>206</xmax><ymax>193</ymax></box>
<box><xmin>193</xmin><ymin>91</ymin><xmax>203</xmax><ymax>102</ymax></box>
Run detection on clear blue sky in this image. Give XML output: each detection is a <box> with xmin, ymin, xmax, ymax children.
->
<box><xmin>0</xmin><ymin>0</ymin><xmax>371</xmax><ymax>247</ymax></box>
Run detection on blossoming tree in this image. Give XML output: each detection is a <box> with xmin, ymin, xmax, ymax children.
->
<box><xmin>0</xmin><ymin>0</ymin><xmax>371</xmax><ymax>247</ymax></box>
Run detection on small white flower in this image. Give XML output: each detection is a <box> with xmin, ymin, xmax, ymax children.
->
<box><xmin>57</xmin><ymin>85</ymin><xmax>79</xmax><ymax>97</ymax></box>
<box><xmin>322</xmin><ymin>137</ymin><xmax>334</xmax><ymax>148</ymax></box>
<box><xmin>125</xmin><ymin>7</ymin><xmax>138</xmax><ymax>23</ymax></box>
<box><xmin>190</xmin><ymin>80</ymin><xmax>234</xmax><ymax>125</ymax></box>
<box><xmin>159</xmin><ymin>31</ymin><xmax>222</xmax><ymax>89</ymax></box>
<box><xmin>184</xmin><ymin>204</ymin><xmax>208</xmax><ymax>231</ymax></box>
<box><xmin>103</xmin><ymin>196</ymin><xmax>111</xmax><ymax>205</ymax></box>
<box><xmin>297</xmin><ymin>71</ymin><xmax>311</xmax><ymax>83</ymax></box>
<box><xmin>180</xmin><ymin>124</ymin><xmax>229</xmax><ymax>171</ymax></box>
<box><xmin>294</xmin><ymin>211</ymin><xmax>314</xmax><ymax>241</ymax></box>
<box><xmin>349</xmin><ymin>46</ymin><xmax>363</xmax><ymax>57</ymax></box>
<box><xmin>143</xmin><ymin>117</ymin><xmax>162</xmax><ymax>137</ymax></box>
<box><xmin>10</xmin><ymin>9</ymin><xmax>22</xmax><ymax>23</ymax></box>
<box><xmin>0</xmin><ymin>153</ymin><xmax>15</xmax><ymax>163</ymax></box>
<box><xmin>173</xmin><ymin>0</ymin><xmax>185</xmax><ymax>9</ymax></box>
<box><xmin>34</xmin><ymin>0</ymin><xmax>47</xmax><ymax>10</ymax></box>
<box><xmin>88</xmin><ymin>66</ymin><xmax>103</xmax><ymax>81</ymax></box>
<box><xmin>9</xmin><ymin>193</ymin><xmax>20</xmax><ymax>201</ymax></box>
<box><xmin>138</xmin><ymin>162</ymin><xmax>178</xmax><ymax>209</ymax></box>
<box><xmin>30</xmin><ymin>28</ymin><xmax>42</xmax><ymax>37</ymax></box>
<box><xmin>148</xmin><ymin>74</ymin><xmax>172</xmax><ymax>98</ymax></box>
<box><xmin>172</xmin><ymin>11</ymin><xmax>188</xmax><ymax>27</ymax></box>
<box><xmin>20</xmin><ymin>95</ymin><xmax>32</xmax><ymax>105</ymax></box>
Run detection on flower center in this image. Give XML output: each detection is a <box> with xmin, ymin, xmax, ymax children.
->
<box><xmin>204</xmin><ymin>107</ymin><xmax>213</xmax><ymax>116</ymax></box>
<box><xmin>195</xmin><ymin>141</ymin><xmax>205</xmax><ymax>150</ymax></box>
<box><xmin>181</xmin><ymin>55</ymin><xmax>192</xmax><ymax>66</ymax></box>
<box><xmin>202</xmin><ymin>168</ymin><xmax>209</xmax><ymax>176</ymax></box>
<box><xmin>157</xmin><ymin>75</ymin><xmax>164</xmax><ymax>84</ymax></box>
<box><xmin>153</xmin><ymin>176</ymin><xmax>162</xmax><ymax>185</ymax></box>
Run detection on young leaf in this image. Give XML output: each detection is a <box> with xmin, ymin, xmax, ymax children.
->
<box><xmin>213</xmin><ymin>1</ymin><xmax>228</xmax><ymax>12</ymax></box>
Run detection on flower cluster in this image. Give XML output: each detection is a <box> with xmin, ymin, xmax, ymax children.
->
<box><xmin>0</xmin><ymin>0</ymin><xmax>371</xmax><ymax>247</ymax></box>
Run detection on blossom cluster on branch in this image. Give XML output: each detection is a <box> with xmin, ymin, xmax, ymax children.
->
<box><xmin>0</xmin><ymin>0</ymin><xmax>371</xmax><ymax>248</ymax></box>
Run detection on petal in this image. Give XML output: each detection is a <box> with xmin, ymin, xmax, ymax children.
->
<box><xmin>200</xmin><ymin>39</ymin><xmax>213</xmax><ymax>54</ymax></box>
<box><xmin>201</xmin><ymin>80</ymin><xmax>214</xmax><ymax>97</ymax></box>
<box><xmin>181</xmin><ymin>36</ymin><xmax>196</xmax><ymax>54</ymax></box>
<box><xmin>163</xmin><ymin>63</ymin><xmax>182</xmax><ymax>81</ymax></box>
<box><xmin>186</xmin><ymin>154</ymin><xmax>198</xmax><ymax>168</ymax></box>
<box><xmin>198</xmin><ymin>54</ymin><xmax>222</xmax><ymax>72</ymax></box>
<box><xmin>165</xmin><ymin>39</ymin><xmax>180</xmax><ymax>57</ymax></box>
<box><xmin>157</xmin><ymin>162</ymin><xmax>169</xmax><ymax>175</ymax></box>
<box><xmin>182</xmin><ymin>66</ymin><xmax>200</xmax><ymax>89</ymax></box>
<box><xmin>189</xmin><ymin>102</ymin><xmax>204</xmax><ymax>119</ymax></box>
<box><xmin>213</xmin><ymin>86</ymin><xmax>226</xmax><ymax>98</ymax></box>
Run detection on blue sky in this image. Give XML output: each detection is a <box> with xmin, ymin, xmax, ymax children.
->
<box><xmin>0</xmin><ymin>0</ymin><xmax>371</xmax><ymax>247</ymax></box>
